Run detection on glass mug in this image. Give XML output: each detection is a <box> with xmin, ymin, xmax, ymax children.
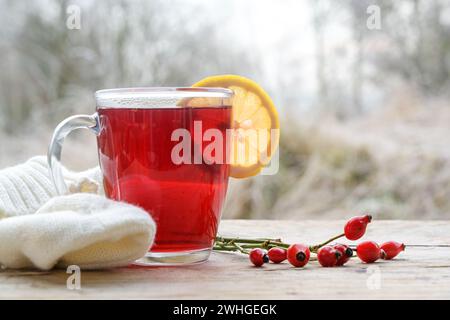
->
<box><xmin>48</xmin><ymin>88</ymin><xmax>233</xmax><ymax>265</ymax></box>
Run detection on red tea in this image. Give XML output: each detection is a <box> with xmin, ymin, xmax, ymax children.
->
<box><xmin>97</xmin><ymin>106</ymin><xmax>231</xmax><ymax>253</ymax></box>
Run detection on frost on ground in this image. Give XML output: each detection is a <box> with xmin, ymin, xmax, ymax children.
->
<box><xmin>224</xmin><ymin>97</ymin><xmax>450</xmax><ymax>220</ymax></box>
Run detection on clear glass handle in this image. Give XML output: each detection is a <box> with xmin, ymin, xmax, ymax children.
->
<box><xmin>47</xmin><ymin>113</ymin><xmax>99</xmax><ymax>195</ymax></box>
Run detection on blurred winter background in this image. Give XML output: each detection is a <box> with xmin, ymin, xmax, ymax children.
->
<box><xmin>0</xmin><ymin>0</ymin><xmax>449</xmax><ymax>219</ymax></box>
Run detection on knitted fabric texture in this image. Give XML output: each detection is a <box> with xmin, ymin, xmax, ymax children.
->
<box><xmin>0</xmin><ymin>157</ymin><xmax>155</xmax><ymax>270</ymax></box>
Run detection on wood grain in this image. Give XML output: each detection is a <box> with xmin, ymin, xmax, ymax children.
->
<box><xmin>1</xmin><ymin>220</ymin><xmax>449</xmax><ymax>299</ymax></box>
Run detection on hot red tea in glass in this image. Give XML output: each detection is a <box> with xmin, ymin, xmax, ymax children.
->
<box><xmin>48</xmin><ymin>88</ymin><xmax>233</xmax><ymax>265</ymax></box>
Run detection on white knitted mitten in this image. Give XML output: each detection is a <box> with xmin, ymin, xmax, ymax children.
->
<box><xmin>0</xmin><ymin>156</ymin><xmax>103</xmax><ymax>218</ymax></box>
<box><xmin>0</xmin><ymin>157</ymin><xmax>156</xmax><ymax>270</ymax></box>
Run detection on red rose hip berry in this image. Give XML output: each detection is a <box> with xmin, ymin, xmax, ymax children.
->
<box><xmin>287</xmin><ymin>244</ymin><xmax>310</xmax><ymax>267</ymax></box>
<box><xmin>380</xmin><ymin>241</ymin><xmax>405</xmax><ymax>260</ymax></box>
<box><xmin>344</xmin><ymin>214</ymin><xmax>372</xmax><ymax>240</ymax></box>
<box><xmin>317</xmin><ymin>246</ymin><xmax>342</xmax><ymax>267</ymax></box>
<box><xmin>268</xmin><ymin>247</ymin><xmax>287</xmax><ymax>264</ymax></box>
<box><xmin>356</xmin><ymin>241</ymin><xmax>382</xmax><ymax>263</ymax></box>
<box><xmin>333</xmin><ymin>244</ymin><xmax>353</xmax><ymax>266</ymax></box>
<box><xmin>249</xmin><ymin>248</ymin><xmax>269</xmax><ymax>267</ymax></box>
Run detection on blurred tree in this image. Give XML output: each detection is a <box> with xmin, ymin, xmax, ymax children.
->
<box><xmin>311</xmin><ymin>0</ymin><xmax>330</xmax><ymax>113</ymax></box>
<box><xmin>348</xmin><ymin>0</ymin><xmax>371</xmax><ymax>115</ymax></box>
<box><xmin>0</xmin><ymin>0</ymin><xmax>255</xmax><ymax>132</ymax></box>
<box><xmin>370</xmin><ymin>0</ymin><xmax>450</xmax><ymax>95</ymax></box>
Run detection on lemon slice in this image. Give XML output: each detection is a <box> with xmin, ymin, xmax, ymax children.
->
<box><xmin>193</xmin><ymin>75</ymin><xmax>279</xmax><ymax>178</ymax></box>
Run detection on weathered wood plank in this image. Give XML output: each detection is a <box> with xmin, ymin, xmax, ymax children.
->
<box><xmin>0</xmin><ymin>220</ymin><xmax>449</xmax><ymax>299</ymax></box>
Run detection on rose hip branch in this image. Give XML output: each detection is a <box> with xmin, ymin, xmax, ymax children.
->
<box><xmin>213</xmin><ymin>215</ymin><xmax>405</xmax><ymax>268</ymax></box>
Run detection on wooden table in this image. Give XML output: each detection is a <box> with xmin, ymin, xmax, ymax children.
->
<box><xmin>0</xmin><ymin>220</ymin><xmax>449</xmax><ymax>299</ymax></box>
